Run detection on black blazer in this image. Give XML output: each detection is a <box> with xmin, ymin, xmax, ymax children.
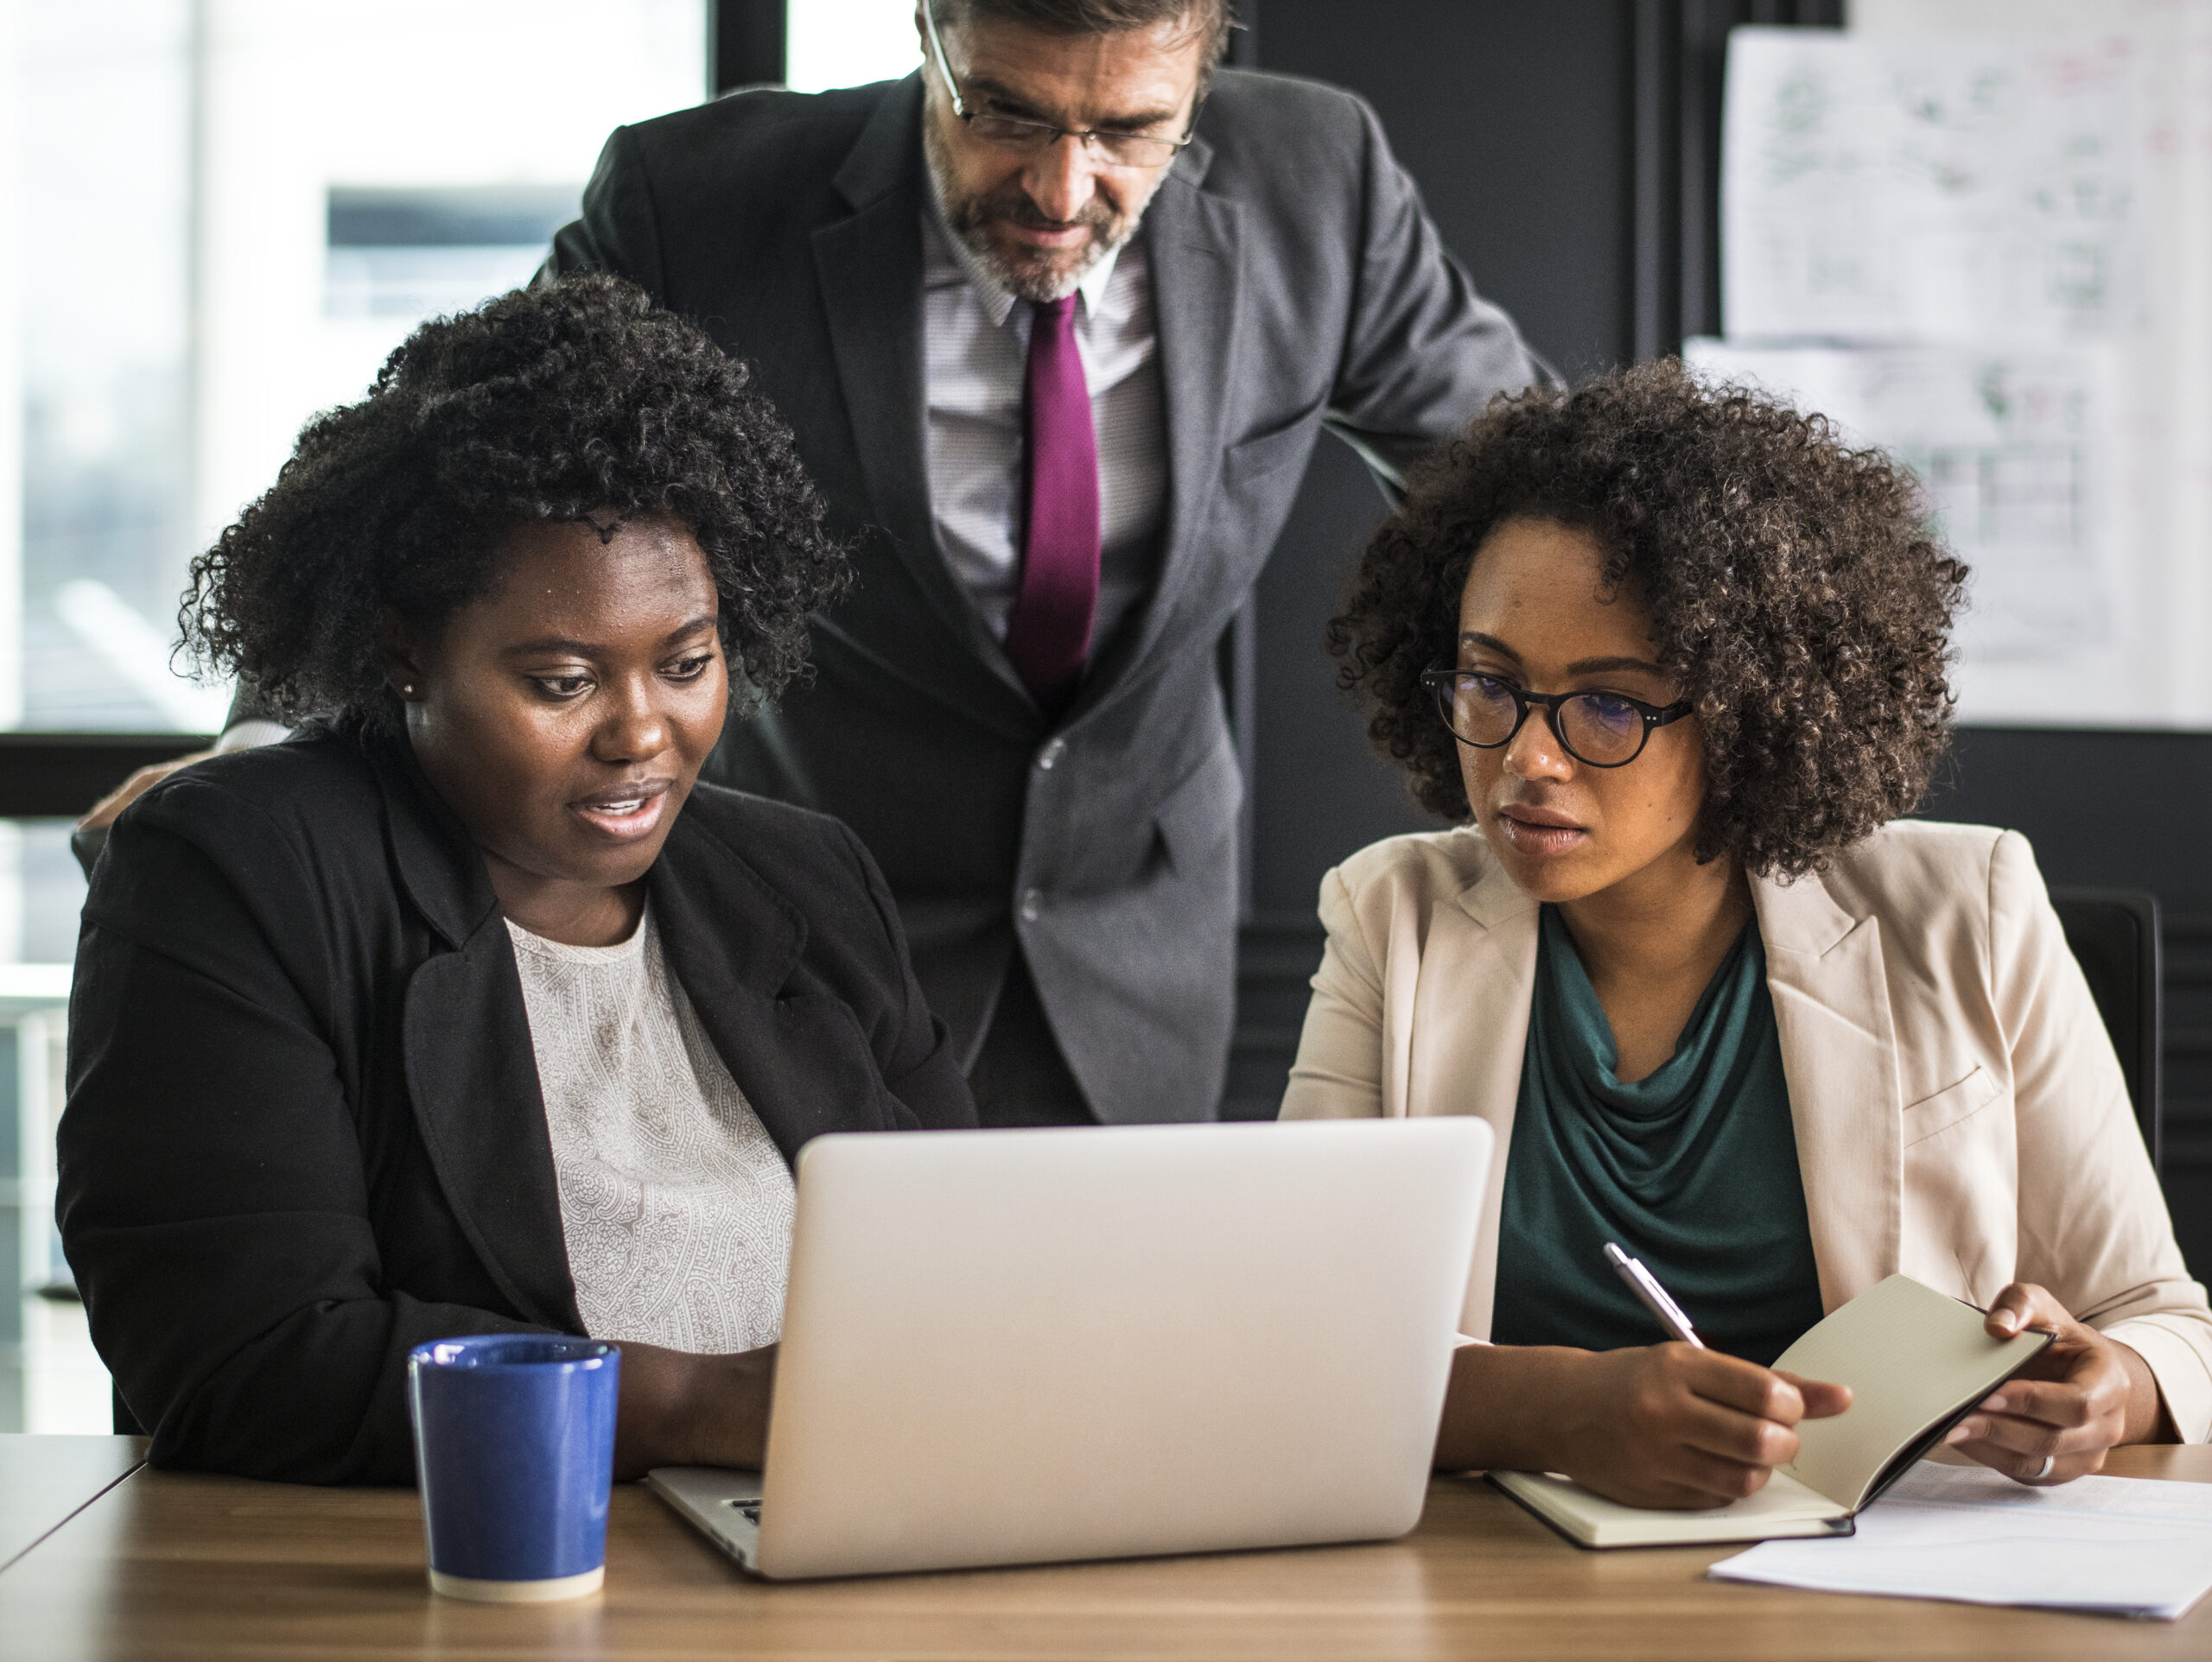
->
<box><xmin>59</xmin><ymin>720</ymin><xmax>974</xmax><ymax>1484</ymax></box>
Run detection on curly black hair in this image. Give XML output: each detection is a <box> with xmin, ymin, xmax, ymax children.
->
<box><xmin>1326</xmin><ymin>358</ymin><xmax>1968</xmax><ymax>879</ymax></box>
<box><xmin>181</xmin><ymin>273</ymin><xmax>847</xmax><ymax>726</ymax></box>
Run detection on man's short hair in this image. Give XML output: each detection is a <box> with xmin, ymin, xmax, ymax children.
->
<box><xmin>933</xmin><ymin>0</ymin><xmax>1233</xmax><ymax>68</ymax></box>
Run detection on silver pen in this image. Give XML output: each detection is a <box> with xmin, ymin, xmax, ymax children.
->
<box><xmin>1603</xmin><ymin>1241</ymin><xmax>1707</xmax><ymax>1349</ymax></box>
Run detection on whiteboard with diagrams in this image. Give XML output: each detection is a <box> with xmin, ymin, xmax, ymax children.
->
<box><xmin>1724</xmin><ymin>30</ymin><xmax>2152</xmax><ymax>343</ymax></box>
<box><xmin>1715</xmin><ymin>14</ymin><xmax>2212</xmax><ymax>728</ymax></box>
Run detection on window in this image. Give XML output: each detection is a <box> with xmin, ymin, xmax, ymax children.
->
<box><xmin>8</xmin><ymin>0</ymin><xmax>704</xmax><ymax>735</ymax></box>
<box><xmin>2</xmin><ymin>0</ymin><xmax>706</xmax><ymax>1432</ymax></box>
<box><xmin>785</xmin><ymin>0</ymin><xmax>918</xmax><ymax>94</ymax></box>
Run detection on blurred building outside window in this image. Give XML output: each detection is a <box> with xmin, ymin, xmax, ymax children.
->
<box><xmin>2</xmin><ymin>0</ymin><xmax>705</xmax><ymax>1433</ymax></box>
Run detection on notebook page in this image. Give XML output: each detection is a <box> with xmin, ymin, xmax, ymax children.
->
<box><xmin>1710</xmin><ymin>1462</ymin><xmax>2212</xmax><ymax>1620</ymax></box>
<box><xmin>1775</xmin><ymin>1276</ymin><xmax>2049</xmax><ymax>1510</ymax></box>
<box><xmin>1491</xmin><ymin>1468</ymin><xmax>1847</xmax><ymax>1547</ymax></box>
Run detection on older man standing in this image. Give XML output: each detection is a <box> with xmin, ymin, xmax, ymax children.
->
<box><xmin>545</xmin><ymin>0</ymin><xmax>1539</xmax><ymax>1127</ymax></box>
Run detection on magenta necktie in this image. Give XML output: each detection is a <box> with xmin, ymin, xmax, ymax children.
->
<box><xmin>1002</xmin><ymin>294</ymin><xmax>1099</xmax><ymax>707</ymax></box>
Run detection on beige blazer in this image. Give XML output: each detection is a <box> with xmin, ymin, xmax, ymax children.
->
<box><xmin>1280</xmin><ymin>820</ymin><xmax>2212</xmax><ymax>1443</ymax></box>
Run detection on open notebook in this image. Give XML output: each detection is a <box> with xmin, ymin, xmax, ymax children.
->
<box><xmin>1490</xmin><ymin>1274</ymin><xmax>2054</xmax><ymax>1549</ymax></box>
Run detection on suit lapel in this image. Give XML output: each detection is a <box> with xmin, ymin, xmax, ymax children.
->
<box><xmin>372</xmin><ymin>739</ymin><xmax>578</xmax><ymax>1332</ymax></box>
<box><xmin>1755</xmin><ymin>872</ymin><xmax>1904</xmax><ymax>1312</ymax></box>
<box><xmin>1069</xmin><ymin>141</ymin><xmax>1243</xmax><ymax>718</ymax></box>
<box><xmin>1431</xmin><ymin>859</ymin><xmax>1540</xmax><ymax>1339</ymax></box>
<box><xmin>403</xmin><ymin>926</ymin><xmax>579</xmax><ymax>1331</ymax></box>
<box><xmin>813</xmin><ymin>75</ymin><xmax>1019</xmax><ymax>685</ymax></box>
<box><xmin>649</xmin><ymin>811</ymin><xmax>902</xmax><ymax>1159</ymax></box>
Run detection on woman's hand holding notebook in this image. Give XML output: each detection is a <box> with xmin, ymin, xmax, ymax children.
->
<box><xmin>1491</xmin><ymin>1274</ymin><xmax>2055</xmax><ymax>1549</ymax></box>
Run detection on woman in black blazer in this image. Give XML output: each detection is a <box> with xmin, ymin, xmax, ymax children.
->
<box><xmin>59</xmin><ymin>276</ymin><xmax>976</xmax><ymax>1486</ymax></box>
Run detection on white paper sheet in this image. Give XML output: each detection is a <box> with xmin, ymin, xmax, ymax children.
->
<box><xmin>1710</xmin><ymin>1461</ymin><xmax>2212</xmax><ymax>1621</ymax></box>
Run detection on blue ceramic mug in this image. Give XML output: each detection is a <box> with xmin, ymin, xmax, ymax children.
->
<box><xmin>406</xmin><ymin>1335</ymin><xmax>620</xmax><ymax>1602</ymax></box>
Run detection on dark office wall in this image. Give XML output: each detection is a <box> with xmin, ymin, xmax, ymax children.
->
<box><xmin>1255</xmin><ymin>1</ymin><xmax>1637</xmax><ymax>384</ymax></box>
<box><xmin>1921</xmin><ymin>730</ymin><xmax>2212</xmax><ymax>917</ymax></box>
<box><xmin>1247</xmin><ymin>1</ymin><xmax>1637</xmax><ymax>919</ymax></box>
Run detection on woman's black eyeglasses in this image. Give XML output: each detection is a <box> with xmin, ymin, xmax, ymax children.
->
<box><xmin>1419</xmin><ymin>667</ymin><xmax>1693</xmax><ymax>769</ymax></box>
<box><xmin>922</xmin><ymin>2</ymin><xmax>1198</xmax><ymax>169</ymax></box>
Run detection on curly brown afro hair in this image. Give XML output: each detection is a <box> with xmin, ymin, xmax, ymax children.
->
<box><xmin>1325</xmin><ymin>358</ymin><xmax>1968</xmax><ymax>879</ymax></box>
<box><xmin>181</xmin><ymin>273</ymin><xmax>847</xmax><ymax>726</ymax></box>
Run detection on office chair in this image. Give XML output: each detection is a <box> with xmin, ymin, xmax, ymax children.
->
<box><xmin>2049</xmin><ymin>886</ymin><xmax>2163</xmax><ymax>1172</ymax></box>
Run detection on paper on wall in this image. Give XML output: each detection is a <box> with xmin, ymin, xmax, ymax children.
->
<box><xmin>1716</xmin><ymin>14</ymin><xmax>2212</xmax><ymax>727</ymax></box>
<box><xmin>1722</xmin><ymin>28</ymin><xmax>2153</xmax><ymax>345</ymax></box>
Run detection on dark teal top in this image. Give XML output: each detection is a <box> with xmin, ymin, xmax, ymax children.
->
<box><xmin>1491</xmin><ymin>905</ymin><xmax>1825</xmax><ymax>1366</ymax></box>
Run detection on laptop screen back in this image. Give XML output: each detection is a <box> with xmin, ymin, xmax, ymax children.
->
<box><xmin>753</xmin><ymin>1117</ymin><xmax>1492</xmax><ymax>1579</ymax></box>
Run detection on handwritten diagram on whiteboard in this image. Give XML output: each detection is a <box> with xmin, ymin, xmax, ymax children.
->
<box><xmin>1718</xmin><ymin>18</ymin><xmax>2212</xmax><ymax>729</ymax></box>
<box><xmin>1724</xmin><ymin>30</ymin><xmax>2152</xmax><ymax>343</ymax></box>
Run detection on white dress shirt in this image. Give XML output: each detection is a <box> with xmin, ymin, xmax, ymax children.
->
<box><xmin>922</xmin><ymin>203</ymin><xmax>1168</xmax><ymax>656</ymax></box>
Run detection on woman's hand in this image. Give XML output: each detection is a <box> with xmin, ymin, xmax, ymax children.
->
<box><xmin>1945</xmin><ymin>1282</ymin><xmax>2171</xmax><ymax>1484</ymax></box>
<box><xmin>1435</xmin><ymin>1342</ymin><xmax>1851</xmax><ymax>1508</ymax></box>
<box><xmin>1548</xmin><ymin>1346</ymin><xmax>1853</xmax><ymax>1508</ymax></box>
<box><xmin>610</xmin><ymin>1341</ymin><xmax>777</xmax><ymax>1479</ymax></box>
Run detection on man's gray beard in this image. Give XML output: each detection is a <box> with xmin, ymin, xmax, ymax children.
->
<box><xmin>922</xmin><ymin>113</ymin><xmax>1136</xmax><ymax>304</ymax></box>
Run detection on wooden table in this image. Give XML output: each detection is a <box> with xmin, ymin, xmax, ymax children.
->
<box><xmin>0</xmin><ymin>1434</ymin><xmax>145</xmax><ymax>1575</ymax></box>
<box><xmin>2</xmin><ymin>1443</ymin><xmax>2208</xmax><ymax>1660</ymax></box>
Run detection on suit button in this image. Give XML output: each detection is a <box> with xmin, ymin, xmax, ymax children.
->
<box><xmin>1019</xmin><ymin>887</ymin><xmax>1044</xmax><ymax>923</ymax></box>
<box><xmin>1036</xmin><ymin>738</ymin><xmax>1066</xmax><ymax>771</ymax></box>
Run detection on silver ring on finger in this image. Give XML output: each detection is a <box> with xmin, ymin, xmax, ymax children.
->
<box><xmin>2032</xmin><ymin>1454</ymin><xmax>2056</xmax><ymax>1481</ymax></box>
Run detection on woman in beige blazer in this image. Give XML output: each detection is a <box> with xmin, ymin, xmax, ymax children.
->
<box><xmin>1285</xmin><ymin>362</ymin><xmax>2212</xmax><ymax>1510</ymax></box>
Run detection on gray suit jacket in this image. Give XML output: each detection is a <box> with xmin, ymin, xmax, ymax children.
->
<box><xmin>550</xmin><ymin>69</ymin><xmax>1539</xmax><ymax>1124</ymax></box>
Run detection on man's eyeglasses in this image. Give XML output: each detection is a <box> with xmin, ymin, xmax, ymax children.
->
<box><xmin>922</xmin><ymin>2</ymin><xmax>1198</xmax><ymax>169</ymax></box>
<box><xmin>1419</xmin><ymin>667</ymin><xmax>1694</xmax><ymax>769</ymax></box>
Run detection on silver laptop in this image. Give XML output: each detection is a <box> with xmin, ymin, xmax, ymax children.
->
<box><xmin>648</xmin><ymin>1115</ymin><xmax>1492</xmax><ymax>1580</ymax></box>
